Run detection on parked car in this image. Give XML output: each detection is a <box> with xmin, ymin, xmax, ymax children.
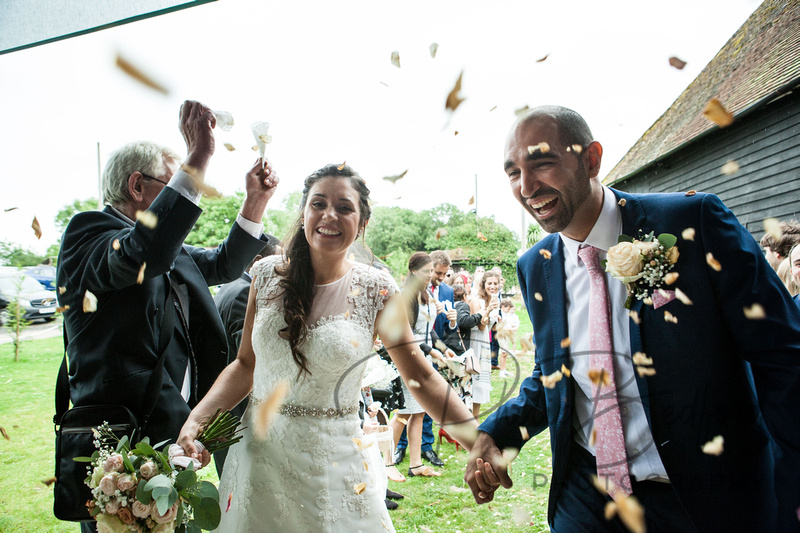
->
<box><xmin>0</xmin><ymin>267</ymin><xmax>58</xmax><ymax>325</ymax></box>
<box><xmin>24</xmin><ymin>265</ymin><xmax>57</xmax><ymax>291</ymax></box>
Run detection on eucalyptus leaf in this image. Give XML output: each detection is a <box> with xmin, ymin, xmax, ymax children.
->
<box><xmin>191</xmin><ymin>496</ymin><xmax>222</xmax><ymax>529</ymax></box>
<box><xmin>194</xmin><ymin>480</ymin><xmax>220</xmax><ymax>501</ymax></box>
<box><xmin>658</xmin><ymin>233</ymin><xmax>677</xmax><ymax>250</ymax></box>
<box><xmin>136</xmin><ymin>477</ymin><xmax>152</xmax><ymax>504</ymax></box>
<box><xmin>145</xmin><ymin>474</ymin><xmax>173</xmax><ymax>490</ymax></box>
<box><xmin>176</xmin><ymin>469</ymin><xmax>197</xmax><ymax>490</ymax></box>
<box><xmin>617</xmin><ymin>234</ymin><xmax>634</xmax><ymax>243</ymax></box>
<box><xmin>73</xmin><ymin>456</ymin><xmax>94</xmax><ymax>463</ymax></box>
<box><xmin>187</xmin><ymin>523</ymin><xmax>202</xmax><ymax>533</ymax></box>
<box><xmin>135</xmin><ymin>441</ymin><xmax>157</xmax><ymax>456</ymax></box>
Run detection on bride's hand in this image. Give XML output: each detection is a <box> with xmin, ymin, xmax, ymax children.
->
<box><xmin>177</xmin><ymin>420</ymin><xmax>212</xmax><ymax>468</ymax></box>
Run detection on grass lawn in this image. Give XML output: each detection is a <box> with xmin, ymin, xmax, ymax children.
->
<box><xmin>0</xmin><ymin>300</ymin><xmax>552</xmax><ymax>532</ymax></box>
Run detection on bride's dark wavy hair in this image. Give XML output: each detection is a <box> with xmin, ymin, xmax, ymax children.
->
<box><xmin>275</xmin><ymin>164</ymin><xmax>371</xmax><ymax>376</ymax></box>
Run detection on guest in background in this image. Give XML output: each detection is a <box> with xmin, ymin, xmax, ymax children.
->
<box><xmin>761</xmin><ymin>220</ymin><xmax>800</xmax><ymax>271</ymax></box>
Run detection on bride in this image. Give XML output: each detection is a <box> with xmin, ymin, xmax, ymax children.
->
<box><xmin>177</xmin><ymin>163</ymin><xmax>477</xmax><ymax>532</ymax></box>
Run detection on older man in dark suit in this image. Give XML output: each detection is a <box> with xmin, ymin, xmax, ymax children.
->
<box><xmin>465</xmin><ymin>106</ymin><xmax>800</xmax><ymax>532</ymax></box>
<box><xmin>56</xmin><ymin>101</ymin><xmax>278</xmax><ymax>532</ymax></box>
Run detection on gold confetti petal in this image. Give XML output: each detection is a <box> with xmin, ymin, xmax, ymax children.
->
<box><xmin>743</xmin><ymin>303</ymin><xmax>766</xmax><ymax>320</ymax></box>
<box><xmin>0</xmin><ymin>427</ymin><xmax>8</xmax><ymax>440</ymax></box>
<box><xmin>616</xmin><ymin>495</ymin><xmax>646</xmax><ymax>533</ymax></box>
<box><xmin>764</xmin><ymin>218</ymin><xmax>782</xmax><ymax>241</ymax></box>
<box><xmin>571</xmin><ymin>144</ymin><xmax>583</xmax><ymax>154</ymax></box>
<box><xmin>489</xmin><ymin>105</ymin><xmax>497</xmax><ymax>112</ymax></box>
<box><xmin>468</xmin><ymin>195</ymin><xmax>475</xmax><ymax>205</ymax></box>
<box><xmin>58</xmin><ymin>286</ymin><xmax>66</xmax><ymax>295</ymax></box>
<box><xmin>701</xmin><ymin>435</ymin><xmax>724</xmax><ymax>456</ymax></box>
<box><xmin>539</xmin><ymin>249</ymin><xmax>552</xmax><ymax>260</ymax></box>
<box><xmin>32</xmin><ymin>216</ymin><xmax>42</xmax><ymax>239</ymax></box>
<box><xmin>643</xmin><ymin>297</ymin><xmax>653</xmax><ymax>306</ymax></box>
<box><xmin>408</xmin><ymin>379</ymin><xmax>421</xmax><ymax>388</ymax></box>
<box><xmin>56</xmin><ymin>305</ymin><xmax>69</xmax><ymax>313</ymax></box>
<box><xmin>253</xmin><ymin>381</ymin><xmax>290</xmax><ymax>440</ymax></box>
<box><xmin>352</xmin><ymin>437</ymin><xmax>374</xmax><ymax>450</ymax></box>
<box><xmin>561</xmin><ymin>364</ymin><xmax>571</xmax><ymax>377</ymax></box>
<box><xmin>251</xmin><ymin>145</ymin><xmax>259</xmax><ymax>151</ymax></box>
<box><xmin>382</xmin><ymin>169</ymin><xmax>408</xmax><ymax>184</ymax></box>
<box><xmin>135</xmin><ymin>210</ymin><xmax>158</xmax><ymax>229</ymax></box>
<box><xmin>112</xmin><ymin>239</ymin><xmax>121</xmax><ymax>250</ymax></box>
<box><xmin>536</xmin><ymin>54</ymin><xmax>549</xmax><ymax>63</ymax></box>
<box><xmin>514</xmin><ymin>105</ymin><xmax>530</xmax><ymax>118</ymax></box>
<box><xmin>199</xmin><ymin>182</ymin><xmax>223</xmax><ymax>198</ymax></box>
<box><xmin>519</xmin><ymin>426</ymin><xmax>530</xmax><ymax>441</ymax></box>
<box><xmin>668</xmin><ymin>56</ymin><xmax>687</xmax><ymax>70</ymax></box>
<box><xmin>702</xmin><ymin>98</ymin><xmax>734</xmax><ymax>128</ymax></box>
<box><xmin>338</xmin><ymin>160</ymin><xmax>347</xmax><ymax>171</ymax></box>
<box><xmin>629</xmin><ymin>310</ymin><xmax>641</xmax><ymax>324</ymax></box>
<box><xmin>618</xmin><ymin>199</ymin><xmax>627</xmax><ymax>207</ymax></box>
<box><xmin>429</xmin><ymin>43</ymin><xmax>439</xmax><ymax>58</ymax></box>
<box><xmin>605</xmin><ymin>501</ymin><xmax>618</xmax><ymax>521</ymax></box>
<box><xmin>588</xmin><ymin>368</ymin><xmax>610</xmax><ymax>387</ymax></box>
<box><xmin>42</xmin><ymin>476</ymin><xmax>57</xmax><ymax>487</ymax></box>
<box><xmin>445</xmin><ymin>70</ymin><xmax>466</xmax><ymax>113</ymax></box>
<box><xmin>637</xmin><ymin>366</ymin><xmax>657</xmax><ymax>377</ymax></box>
<box><xmin>590</xmin><ymin>427</ymin><xmax>597</xmax><ymax>447</ymax></box>
<box><xmin>675</xmin><ymin>287</ymin><xmax>692</xmax><ymax>305</ymax></box>
<box><xmin>664</xmin><ymin>272</ymin><xmax>679</xmax><ymax>285</ymax></box>
<box><xmin>560</xmin><ymin>337</ymin><xmax>571</xmax><ymax>348</ymax></box>
<box><xmin>685</xmin><ymin>189</ymin><xmax>697</xmax><ymax>196</ymax></box>
<box><xmin>706</xmin><ymin>253</ymin><xmax>722</xmax><ymax>272</ymax></box>
<box><xmin>114</xmin><ymin>53</ymin><xmax>170</xmax><ymax>95</ymax></box>
<box><xmin>664</xmin><ymin>310</ymin><xmax>678</xmax><ymax>324</ymax></box>
<box><xmin>540</xmin><ymin>370</ymin><xmax>563</xmax><ymax>389</ymax></box>
<box><xmin>83</xmin><ymin>290</ymin><xmax>97</xmax><ymax>313</ymax></box>
<box><xmin>259</xmin><ymin>134</ymin><xmax>272</xmax><ymax>144</ymax></box>
<box><xmin>354</xmin><ymin>482</ymin><xmax>367</xmax><ymax>495</ymax></box>
<box><xmin>534</xmin><ymin>292</ymin><xmax>543</xmax><ymax>302</ymax></box>
<box><xmin>527</xmin><ymin>142</ymin><xmax>550</xmax><ymax>154</ymax></box>
<box><xmin>137</xmin><ymin>263</ymin><xmax>146</xmax><ymax>285</ymax></box>
<box><xmin>477</xmin><ymin>232</ymin><xmax>488</xmax><ymax>242</ymax></box>
<box><xmin>720</xmin><ymin>160</ymin><xmax>740</xmax><ymax>175</ymax></box>
<box><xmin>682</xmin><ymin>227</ymin><xmax>695</xmax><ymax>241</ymax></box>
<box><xmin>435</xmin><ymin>228</ymin><xmax>448</xmax><ymax>240</ymax></box>
<box><xmin>632</xmin><ymin>352</ymin><xmax>653</xmax><ymax>366</ymax></box>
<box><xmin>390</xmin><ymin>51</ymin><xmax>401</xmax><ymax>68</ymax></box>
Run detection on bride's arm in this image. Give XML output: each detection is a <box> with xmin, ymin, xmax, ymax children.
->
<box><xmin>378</xmin><ymin>293</ymin><xmax>479</xmax><ymax>451</ymax></box>
<box><xmin>177</xmin><ymin>282</ymin><xmax>258</xmax><ymax>460</ymax></box>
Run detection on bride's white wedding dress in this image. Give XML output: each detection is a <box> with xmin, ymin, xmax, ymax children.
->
<box><xmin>215</xmin><ymin>256</ymin><xmax>396</xmax><ymax>533</ymax></box>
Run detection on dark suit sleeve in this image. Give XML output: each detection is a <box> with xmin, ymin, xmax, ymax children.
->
<box><xmin>478</xmin><ymin>256</ymin><xmax>548</xmax><ymax>450</ymax></box>
<box><xmin>456</xmin><ymin>301</ymin><xmax>481</xmax><ymax>330</ymax></box>
<box><xmin>229</xmin><ymin>283</ymin><xmax>250</xmax><ymax>352</ymax></box>
<box><xmin>184</xmin><ymin>223</ymin><xmax>269</xmax><ymax>287</ymax></box>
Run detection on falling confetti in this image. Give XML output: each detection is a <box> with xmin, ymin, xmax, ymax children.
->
<box><xmin>259</xmin><ymin>134</ymin><xmax>272</xmax><ymax>144</ymax></box>
<box><xmin>664</xmin><ymin>310</ymin><xmax>678</xmax><ymax>324</ymax></box>
<box><xmin>527</xmin><ymin>142</ymin><xmax>550</xmax><ymax>154</ymax></box>
<box><xmin>338</xmin><ymin>161</ymin><xmax>347</xmax><ymax>171</ymax></box>
<box><xmin>591</xmin><ymin>476</ymin><xmax>646</xmax><ymax>533</ymax></box>
<box><xmin>0</xmin><ymin>427</ymin><xmax>8</xmax><ymax>440</ymax></box>
<box><xmin>454</xmin><ymin>130</ymin><xmax>459</xmax><ymax>136</ymax></box>
<box><xmin>58</xmin><ymin>286</ymin><xmax>66</xmax><ymax>295</ymax></box>
<box><xmin>382</xmin><ymin>169</ymin><xmax>408</xmax><ymax>184</ymax></box>
<box><xmin>571</xmin><ymin>144</ymin><xmax>583</xmax><ymax>154</ymax></box>
<box><xmin>31</xmin><ymin>217</ymin><xmax>42</xmax><ymax>239</ymax></box>
<box><xmin>682</xmin><ymin>228</ymin><xmax>696</xmax><ymax>241</ymax></box>
<box><xmin>701</xmin><ymin>435</ymin><xmax>724</xmax><ymax>456</ymax></box>
<box><xmin>702</xmin><ymin>98</ymin><xmax>734</xmax><ymax>127</ymax></box>
<box><xmin>352</xmin><ymin>437</ymin><xmax>374</xmax><ymax>450</ymax></box>
<box><xmin>445</xmin><ymin>71</ymin><xmax>466</xmax><ymax>113</ymax></box>
<box><xmin>251</xmin><ymin>145</ymin><xmax>258</xmax><ymax>151</ymax></box>
<box><xmin>637</xmin><ymin>367</ymin><xmax>657</xmax><ymax>377</ymax></box>
<box><xmin>643</xmin><ymin>297</ymin><xmax>653</xmax><ymax>306</ymax></box>
<box><xmin>135</xmin><ymin>210</ymin><xmax>158</xmax><ymax>229</ymax></box>
<box><xmin>114</xmin><ymin>53</ymin><xmax>170</xmax><ymax>95</ymax></box>
<box><xmin>137</xmin><ymin>263</ymin><xmax>146</xmax><ymax>285</ymax></box>
<box><xmin>226</xmin><ymin>492</ymin><xmax>233</xmax><ymax>512</ymax></box>
<box><xmin>514</xmin><ymin>105</ymin><xmax>530</xmax><ymax>118</ymax></box>
<box><xmin>629</xmin><ymin>310</ymin><xmax>641</xmax><ymax>324</ymax></box>
<box><xmin>56</xmin><ymin>305</ymin><xmax>69</xmax><ymax>313</ymax></box>
<box><xmin>540</xmin><ymin>370</ymin><xmax>563</xmax><ymax>389</ymax></box>
<box><xmin>685</xmin><ymin>190</ymin><xmax>697</xmax><ymax>196</ymax></box>
<box><xmin>540</xmin><ymin>249</ymin><xmax>552</xmax><ymax>260</ymax></box>
<box><xmin>675</xmin><ymin>288</ymin><xmax>693</xmax><ymax>305</ymax></box>
<box><xmin>764</xmin><ymin>218</ymin><xmax>782</xmax><ymax>241</ymax></box>
<box><xmin>632</xmin><ymin>352</ymin><xmax>653</xmax><ymax>366</ymax></box>
<box><xmin>489</xmin><ymin>105</ymin><xmax>497</xmax><ymax>112</ymax></box>
<box><xmin>408</xmin><ymin>379</ymin><xmax>421</xmax><ymax>388</ymax></box>
<box><xmin>534</xmin><ymin>292</ymin><xmax>543</xmax><ymax>302</ymax></box>
<box><xmin>83</xmin><ymin>290</ymin><xmax>98</xmax><ymax>313</ymax></box>
<box><xmin>477</xmin><ymin>232</ymin><xmax>488</xmax><ymax>242</ymax></box>
<box><xmin>435</xmin><ymin>228</ymin><xmax>448</xmax><ymax>240</ymax></box>
<box><xmin>588</xmin><ymin>368</ymin><xmax>610</xmax><ymax>387</ymax></box>
<box><xmin>253</xmin><ymin>381</ymin><xmax>290</xmax><ymax>440</ymax></box>
<box><xmin>535</xmin><ymin>54</ymin><xmax>549</xmax><ymax>63</ymax></box>
<box><xmin>668</xmin><ymin>56</ymin><xmax>687</xmax><ymax>70</ymax></box>
<box><xmin>429</xmin><ymin>43</ymin><xmax>439</xmax><ymax>58</ymax></box>
<box><xmin>664</xmin><ymin>272</ymin><xmax>679</xmax><ymax>285</ymax></box>
<box><xmin>3</xmin><ymin>207</ymin><xmax>19</xmax><ymax>212</ymax></box>
<box><xmin>706</xmin><ymin>253</ymin><xmax>722</xmax><ymax>271</ymax></box>
<box><xmin>223</xmin><ymin>143</ymin><xmax>236</xmax><ymax>152</ymax></box>
<box><xmin>720</xmin><ymin>160</ymin><xmax>740</xmax><ymax>175</ymax></box>
<box><xmin>353</xmin><ymin>482</ymin><xmax>368</xmax><ymax>495</ymax></box>
<box><xmin>390</xmin><ymin>51</ymin><xmax>401</xmax><ymax>68</ymax></box>
<box><xmin>560</xmin><ymin>337</ymin><xmax>572</xmax><ymax>348</ymax></box>
<box><xmin>41</xmin><ymin>476</ymin><xmax>57</xmax><ymax>487</ymax></box>
<box><xmin>199</xmin><ymin>182</ymin><xmax>223</xmax><ymax>198</ymax></box>
<box><xmin>618</xmin><ymin>199</ymin><xmax>627</xmax><ymax>207</ymax></box>
<box><xmin>561</xmin><ymin>364</ymin><xmax>571</xmax><ymax>377</ymax></box>
<box><xmin>112</xmin><ymin>239</ymin><xmax>121</xmax><ymax>250</ymax></box>
<box><xmin>512</xmin><ymin>506</ymin><xmax>531</xmax><ymax>526</ymax></box>
<box><xmin>743</xmin><ymin>303</ymin><xmax>766</xmax><ymax>320</ymax></box>
<box><xmin>590</xmin><ymin>427</ymin><xmax>597</xmax><ymax>447</ymax></box>
<box><xmin>468</xmin><ymin>195</ymin><xmax>475</xmax><ymax>205</ymax></box>
<box><xmin>519</xmin><ymin>426</ymin><xmax>530</xmax><ymax>441</ymax></box>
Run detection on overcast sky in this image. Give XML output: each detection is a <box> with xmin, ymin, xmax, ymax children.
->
<box><xmin>0</xmin><ymin>0</ymin><xmax>762</xmax><ymax>254</ymax></box>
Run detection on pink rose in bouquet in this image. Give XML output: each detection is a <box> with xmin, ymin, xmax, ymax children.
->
<box><xmin>139</xmin><ymin>460</ymin><xmax>159</xmax><ymax>480</ymax></box>
<box><xmin>131</xmin><ymin>500</ymin><xmax>151</xmax><ymax>519</ymax></box>
<box><xmin>103</xmin><ymin>453</ymin><xmax>124</xmax><ymax>473</ymax></box>
<box><xmin>151</xmin><ymin>501</ymin><xmax>179</xmax><ymax>524</ymax></box>
<box><xmin>99</xmin><ymin>473</ymin><xmax>119</xmax><ymax>496</ymax></box>
<box><xmin>104</xmin><ymin>498</ymin><xmax>120</xmax><ymax>514</ymax></box>
<box><xmin>116</xmin><ymin>506</ymin><xmax>135</xmax><ymax>525</ymax></box>
<box><xmin>117</xmin><ymin>473</ymin><xmax>137</xmax><ymax>492</ymax></box>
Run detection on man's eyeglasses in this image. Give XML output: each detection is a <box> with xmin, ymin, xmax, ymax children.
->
<box><xmin>141</xmin><ymin>173</ymin><xmax>168</xmax><ymax>187</ymax></box>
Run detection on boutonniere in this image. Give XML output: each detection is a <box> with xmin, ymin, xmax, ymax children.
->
<box><xmin>602</xmin><ymin>231</ymin><xmax>679</xmax><ymax>309</ymax></box>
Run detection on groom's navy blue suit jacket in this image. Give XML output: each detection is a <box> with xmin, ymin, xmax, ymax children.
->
<box><xmin>481</xmin><ymin>189</ymin><xmax>800</xmax><ymax>531</ymax></box>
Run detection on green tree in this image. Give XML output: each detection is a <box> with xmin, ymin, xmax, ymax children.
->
<box><xmin>2</xmin><ymin>275</ymin><xmax>31</xmax><ymax>362</ymax></box>
<box><xmin>527</xmin><ymin>222</ymin><xmax>544</xmax><ymax>248</ymax></box>
<box><xmin>54</xmin><ymin>198</ymin><xmax>100</xmax><ymax>233</ymax></box>
<box><xmin>185</xmin><ymin>193</ymin><xmax>246</xmax><ymax>248</ymax></box>
<box><xmin>0</xmin><ymin>242</ymin><xmax>46</xmax><ymax>267</ymax></box>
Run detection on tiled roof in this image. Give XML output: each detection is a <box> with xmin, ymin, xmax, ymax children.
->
<box><xmin>605</xmin><ymin>0</ymin><xmax>800</xmax><ymax>186</ymax></box>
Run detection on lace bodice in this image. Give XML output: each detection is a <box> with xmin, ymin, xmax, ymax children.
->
<box><xmin>249</xmin><ymin>256</ymin><xmax>398</xmax><ymax>409</ymax></box>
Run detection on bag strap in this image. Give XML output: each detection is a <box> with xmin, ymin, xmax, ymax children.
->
<box><xmin>55</xmin><ymin>274</ymin><xmax>176</xmax><ymax>430</ymax></box>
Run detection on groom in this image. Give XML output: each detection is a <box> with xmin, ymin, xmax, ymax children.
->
<box><xmin>465</xmin><ymin>106</ymin><xmax>800</xmax><ymax>531</ymax></box>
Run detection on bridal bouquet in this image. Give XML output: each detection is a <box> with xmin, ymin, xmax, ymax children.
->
<box><xmin>76</xmin><ymin>410</ymin><xmax>244</xmax><ymax>533</ymax></box>
<box><xmin>603</xmin><ymin>231</ymin><xmax>679</xmax><ymax>308</ymax></box>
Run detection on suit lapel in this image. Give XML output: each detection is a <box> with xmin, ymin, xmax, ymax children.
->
<box><xmin>612</xmin><ymin>189</ymin><xmax>653</xmax><ymax>427</ymax></box>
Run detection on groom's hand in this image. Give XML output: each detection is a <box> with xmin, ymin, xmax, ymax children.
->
<box><xmin>465</xmin><ymin>431</ymin><xmax>513</xmax><ymax>504</ymax></box>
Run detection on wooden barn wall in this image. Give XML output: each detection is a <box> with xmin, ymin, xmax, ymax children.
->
<box><xmin>613</xmin><ymin>88</ymin><xmax>800</xmax><ymax>243</ymax></box>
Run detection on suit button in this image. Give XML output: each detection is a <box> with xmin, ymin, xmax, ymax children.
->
<box><xmin>621</xmin><ymin>406</ymin><xmax>629</xmax><ymax>415</ymax></box>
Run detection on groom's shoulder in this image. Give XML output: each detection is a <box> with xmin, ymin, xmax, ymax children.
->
<box><xmin>518</xmin><ymin>233</ymin><xmax>560</xmax><ymax>271</ymax></box>
<box><xmin>618</xmin><ymin>189</ymin><xmax>717</xmax><ymax>216</ymax></box>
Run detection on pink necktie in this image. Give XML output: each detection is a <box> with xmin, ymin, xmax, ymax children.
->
<box><xmin>577</xmin><ymin>245</ymin><xmax>632</xmax><ymax>496</ymax></box>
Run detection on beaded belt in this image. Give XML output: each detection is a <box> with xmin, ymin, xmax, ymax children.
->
<box><xmin>278</xmin><ymin>404</ymin><xmax>359</xmax><ymax>418</ymax></box>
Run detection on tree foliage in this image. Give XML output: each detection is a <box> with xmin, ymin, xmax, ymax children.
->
<box><xmin>0</xmin><ymin>242</ymin><xmax>47</xmax><ymax>267</ymax></box>
<box><xmin>54</xmin><ymin>198</ymin><xmax>100</xmax><ymax>233</ymax></box>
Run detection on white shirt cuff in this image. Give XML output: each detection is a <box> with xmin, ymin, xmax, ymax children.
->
<box><xmin>167</xmin><ymin>169</ymin><xmax>202</xmax><ymax>205</ymax></box>
<box><xmin>236</xmin><ymin>213</ymin><xmax>264</xmax><ymax>238</ymax></box>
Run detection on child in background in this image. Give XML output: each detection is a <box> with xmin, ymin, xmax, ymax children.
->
<box><xmin>497</xmin><ymin>299</ymin><xmax>520</xmax><ymax>379</ymax></box>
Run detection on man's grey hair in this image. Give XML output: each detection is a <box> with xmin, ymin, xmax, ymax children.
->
<box><xmin>429</xmin><ymin>250</ymin><xmax>452</xmax><ymax>268</ymax></box>
<box><xmin>102</xmin><ymin>141</ymin><xmax>181</xmax><ymax>207</ymax></box>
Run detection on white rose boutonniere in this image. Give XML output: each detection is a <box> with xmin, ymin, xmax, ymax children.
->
<box><xmin>603</xmin><ymin>231</ymin><xmax>679</xmax><ymax>308</ymax></box>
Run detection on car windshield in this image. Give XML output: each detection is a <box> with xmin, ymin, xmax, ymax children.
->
<box><xmin>0</xmin><ymin>274</ymin><xmax>47</xmax><ymax>294</ymax></box>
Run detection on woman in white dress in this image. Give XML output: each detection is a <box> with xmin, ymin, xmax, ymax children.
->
<box><xmin>177</xmin><ymin>164</ymin><xmax>477</xmax><ymax>533</ymax></box>
<box><xmin>469</xmin><ymin>270</ymin><xmax>501</xmax><ymax>419</ymax></box>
